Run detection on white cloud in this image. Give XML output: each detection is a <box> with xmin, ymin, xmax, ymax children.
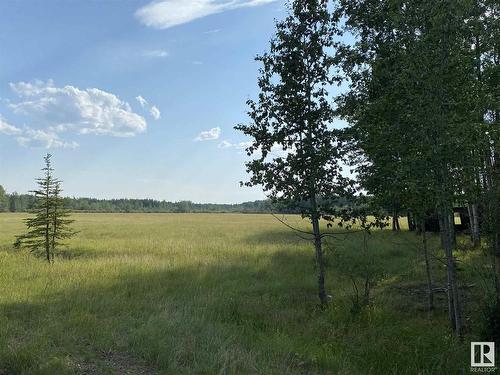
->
<box><xmin>17</xmin><ymin>128</ymin><xmax>79</xmax><ymax>149</ymax></box>
<box><xmin>135</xmin><ymin>0</ymin><xmax>276</xmax><ymax>29</ymax></box>
<box><xmin>1</xmin><ymin>80</ymin><xmax>151</xmax><ymax>149</ymax></box>
<box><xmin>195</xmin><ymin>127</ymin><xmax>221</xmax><ymax>141</ymax></box>
<box><xmin>150</xmin><ymin>106</ymin><xmax>161</xmax><ymax>120</ymax></box>
<box><xmin>0</xmin><ymin>115</ymin><xmax>22</xmax><ymax>135</ymax></box>
<box><xmin>9</xmin><ymin>79</ymin><xmax>54</xmax><ymax>97</ymax></box>
<box><xmin>218</xmin><ymin>140</ymin><xmax>251</xmax><ymax>149</ymax></box>
<box><xmin>0</xmin><ymin>115</ymin><xmax>78</xmax><ymax>149</ymax></box>
<box><xmin>10</xmin><ymin>80</ymin><xmax>147</xmax><ymax>138</ymax></box>
<box><xmin>143</xmin><ymin>49</ymin><xmax>169</xmax><ymax>58</ymax></box>
<box><xmin>136</xmin><ymin>95</ymin><xmax>161</xmax><ymax>120</ymax></box>
<box><xmin>136</xmin><ymin>95</ymin><xmax>148</xmax><ymax>108</ymax></box>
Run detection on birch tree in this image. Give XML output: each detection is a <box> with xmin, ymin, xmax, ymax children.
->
<box><xmin>236</xmin><ymin>0</ymin><xmax>356</xmax><ymax>306</ymax></box>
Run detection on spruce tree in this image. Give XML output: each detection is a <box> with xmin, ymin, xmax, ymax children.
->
<box><xmin>14</xmin><ymin>154</ymin><xmax>75</xmax><ymax>263</ymax></box>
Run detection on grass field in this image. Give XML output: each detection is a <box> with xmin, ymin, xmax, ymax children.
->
<box><xmin>0</xmin><ymin>213</ymin><xmax>495</xmax><ymax>374</ymax></box>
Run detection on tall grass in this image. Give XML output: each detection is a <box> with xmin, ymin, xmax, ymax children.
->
<box><xmin>0</xmin><ymin>213</ymin><xmax>492</xmax><ymax>374</ymax></box>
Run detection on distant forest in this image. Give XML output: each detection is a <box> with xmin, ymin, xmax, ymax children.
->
<box><xmin>0</xmin><ymin>185</ymin><xmax>355</xmax><ymax>214</ymax></box>
<box><xmin>0</xmin><ymin>185</ymin><xmax>322</xmax><ymax>214</ymax></box>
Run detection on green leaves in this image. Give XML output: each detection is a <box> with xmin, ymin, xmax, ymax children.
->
<box><xmin>236</xmin><ymin>0</ymin><xmax>356</xmax><ymax>222</ymax></box>
<box><xmin>336</xmin><ymin>0</ymin><xmax>491</xmax><ymax>220</ymax></box>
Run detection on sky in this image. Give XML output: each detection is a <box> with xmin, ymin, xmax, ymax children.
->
<box><xmin>0</xmin><ymin>0</ymin><xmax>289</xmax><ymax>203</ymax></box>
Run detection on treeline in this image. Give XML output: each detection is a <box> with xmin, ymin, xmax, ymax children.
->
<box><xmin>0</xmin><ymin>186</ymin><xmax>352</xmax><ymax>214</ymax></box>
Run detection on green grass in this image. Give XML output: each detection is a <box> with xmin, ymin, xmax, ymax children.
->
<box><xmin>0</xmin><ymin>213</ymin><xmax>495</xmax><ymax>374</ymax></box>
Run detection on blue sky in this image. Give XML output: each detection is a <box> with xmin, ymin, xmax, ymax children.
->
<box><xmin>0</xmin><ymin>0</ymin><xmax>285</xmax><ymax>203</ymax></box>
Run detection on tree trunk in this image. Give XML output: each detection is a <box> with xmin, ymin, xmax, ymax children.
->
<box><xmin>467</xmin><ymin>204</ymin><xmax>474</xmax><ymax>242</ymax></box>
<box><xmin>493</xmin><ymin>157</ymin><xmax>500</xmax><ymax>306</ymax></box>
<box><xmin>408</xmin><ymin>211</ymin><xmax>416</xmax><ymax>231</ymax></box>
<box><xmin>392</xmin><ymin>209</ymin><xmax>400</xmax><ymax>231</ymax></box>
<box><xmin>311</xmin><ymin>213</ymin><xmax>328</xmax><ymax>306</ymax></box>
<box><xmin>441</xmin><ymin>207</ymin><xmax>462</xmax><ymax>337</ymax></box>
<box><xmin>421</xmin><ymin>219</ymin><xmax>434</xmax><ymax>311</ymax></box>
<box><xmin>468</xmin><ymin>203</ymin><xmax>481</xmax><ymax>248</ymax></box>
<box><xmin>438</xmin><ymin>213</ymin><xmax>446</xmax><ymax>254</ymax></box>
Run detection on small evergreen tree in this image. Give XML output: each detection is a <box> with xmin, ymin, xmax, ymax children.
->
<box><xmin>14</xmin><ymin>154</ymin><xmax>75</xmax><ymax>263</ymax></box>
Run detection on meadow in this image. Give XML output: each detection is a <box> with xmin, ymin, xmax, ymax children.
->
<box><xmin>0</xmin><ymin>213</ymin><xmax>494</xmax><ymax>374</ymax></box>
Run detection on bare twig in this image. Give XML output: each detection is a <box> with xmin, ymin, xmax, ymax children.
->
<box><xmin>270</xmin><ymin>213</ymin><xmax>315</xmax><ymax>236</ymax></box>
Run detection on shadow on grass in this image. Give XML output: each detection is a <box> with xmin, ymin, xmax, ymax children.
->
<box><xmin>0</xmin><ymin>251</ymin><xmax>333</xmax><ymax>375</ymax></box>
<box><xmin>0</xmin><ymin>232</ymin><xmax>475</xmax><ymax>375</ymax></box>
